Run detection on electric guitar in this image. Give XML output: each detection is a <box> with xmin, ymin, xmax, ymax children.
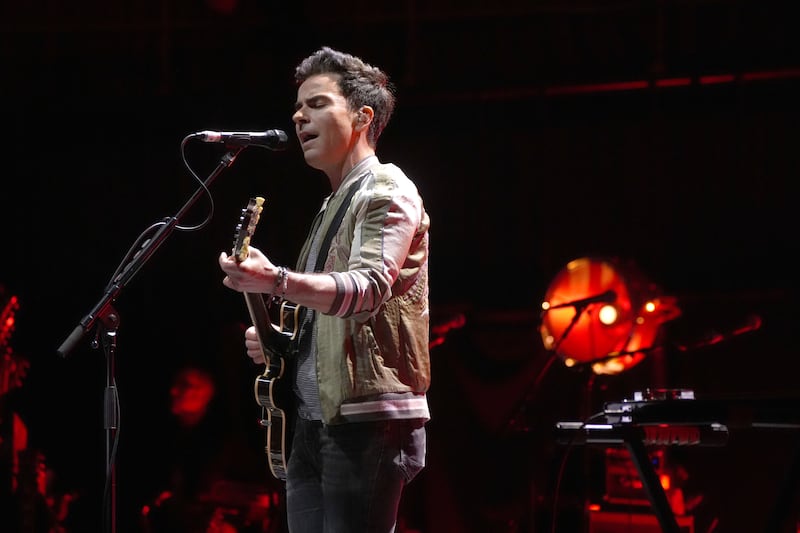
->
<box><xmin>232</xmin><ymin>196</ymin><xmax>300</xmax><ymax>481</ymax></box>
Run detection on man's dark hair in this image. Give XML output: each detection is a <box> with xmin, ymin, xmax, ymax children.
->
<box><xmin>295</xmin><ymin>46</ymin><xmax>395</xmax><ymax>147</ymax></box>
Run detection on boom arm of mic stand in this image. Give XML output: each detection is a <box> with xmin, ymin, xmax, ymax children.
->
<box><xmin>546</xmin><ymin>302</ymin><xmax>590</xmax><ymax>355</ymax></box>
<box><xmin>56</xmin><ymin>147</ymin><xmax>244</xmax><ymax>358</ymax></box>
<box><xmin>500</xmin><ymin>303</ymin><xmax>591</xmax><ymax>435</ymax></box>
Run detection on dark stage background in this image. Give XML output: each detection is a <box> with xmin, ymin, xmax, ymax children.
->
<box><xmin>1</xmin><ymin>1</ymin><xmax>798</xmax><ymax>532</ymax></box>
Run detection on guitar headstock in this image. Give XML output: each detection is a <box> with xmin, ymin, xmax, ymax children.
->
<box><xmin>233</xmin><ymin>196</ymin><xmax>266</xmax><ymax>263</ymax></box>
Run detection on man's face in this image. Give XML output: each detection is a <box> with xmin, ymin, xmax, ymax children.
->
<box><xmin>293</xmin><ymin>73</ymin><xmax>358</xmax><ymax>172</ymax></box>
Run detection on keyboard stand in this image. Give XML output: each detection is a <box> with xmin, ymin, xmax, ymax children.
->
<box><xmin>558</xmin><ymin>394</ymin><xmax>800</xmax><ymax>532</ymax></box>
<box><xmin>556</xmin><ymin>422</ymin><xmax>685</xmax><ymax>533</ymax></box>
<box><xmin>623</xmin><ymin>431</ymin><xmax>681</xmax><ymax>533</ymax></box>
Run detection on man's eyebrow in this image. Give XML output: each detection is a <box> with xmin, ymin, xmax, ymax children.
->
<box><xmin>293</xmin><ymin>96</ymin><xmax>312</xmax><ymax>110</ymax></box>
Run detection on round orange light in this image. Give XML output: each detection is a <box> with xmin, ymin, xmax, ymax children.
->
<box><xmin>539</xmin><ymin>257</ymin><xmax>680</xmax><ymax>374</ymax></box>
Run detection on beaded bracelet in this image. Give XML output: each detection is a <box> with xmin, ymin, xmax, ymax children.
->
<box><xmin>273</xmin><ymin>266</ymin><xmax>288</xmax><ymax>297</ymax></box>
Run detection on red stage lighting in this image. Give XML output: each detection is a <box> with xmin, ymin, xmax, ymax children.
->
<box><xmin>539</xmin><ymin>257</ymin><xmax>680</xmax><ymax>375</ymax></box>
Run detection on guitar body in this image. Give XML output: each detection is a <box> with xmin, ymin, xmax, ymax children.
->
<box><xmin>233</xmin><ymin>197</ymin><xmax>302</xmax><ymax>482</ymax></box>
<box><xmin>254</xmin><ymin>358</ymin><xmax>293</xmax><ymax>481</ymax></box>
<box><xmin>245</xmin><ymin>293</ymin><xmax>299</xmax><ymax>481</ymax></box>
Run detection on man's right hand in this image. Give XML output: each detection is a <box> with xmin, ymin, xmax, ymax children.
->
<box><xmin>243</xmin><ymin>325</ymin><xmax>266</xmax><ymax>364</ymax></box>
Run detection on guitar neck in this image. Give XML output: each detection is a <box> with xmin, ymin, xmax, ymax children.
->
<box><xmin>243</xmin><ymin>292</ymin><xmax>273</xmax><ymax>362</ymax></box>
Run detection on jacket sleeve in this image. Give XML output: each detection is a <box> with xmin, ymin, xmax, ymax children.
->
<box><xmin>326</xmin><ymin>167</ymin><xmax>424</xmax><ymax>320</ymax></box>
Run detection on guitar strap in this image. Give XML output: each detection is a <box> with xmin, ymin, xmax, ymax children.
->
<box><xmin>289</xmin><ymin>174</ymin><xmax>367</xmax><ymax>353</ymax></box>
<box><xmin>314</xmin><ymin>174</ymin><xmax>366</xmax><ymax>272</ymax></box>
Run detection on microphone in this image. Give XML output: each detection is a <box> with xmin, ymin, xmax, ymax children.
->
<box><xmin>675</xmin><ymin>313</ymin><xmax>762</xmax><ymax>352</ymax></box>
<box><xmin>192</xmin><ymin>129</ymin><xmax>289</xmax><ymax>151</ymax></box>
<box><xmin>545</xmin><ymin>290</ymin><xmax>617</xmax><ymax>310</ymax></box>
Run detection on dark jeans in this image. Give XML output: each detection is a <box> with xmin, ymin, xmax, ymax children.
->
<box><xmin>286</xmin><ymin>417</ymin><xmax>426</xmax><ymax>533</ymax></box>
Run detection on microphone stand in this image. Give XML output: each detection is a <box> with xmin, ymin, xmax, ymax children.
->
<box><xmin>546</xmin><ymin>302</ymin><xmax>588</xmax><ymax>356</ymax></box>
<box><xmin>56</xmin><ymin>146</ymin><xmax>244</xmax><ymax>533</ymax></box>
<box><xmin>96</xmin><ymin>305</ymin><xmax>119</xmax><ymax>533</ymax></box>
<box><xmin>501</xmin><ymin>301</ymin><xmax>595</xmax><ymax>533</ymax></box>
<box><xmin>502</xmin><ymin>300</ymin><xmax>593</xmax><ymax>435</ymax></box>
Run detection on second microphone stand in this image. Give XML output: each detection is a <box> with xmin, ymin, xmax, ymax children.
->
<box><xmin>57</xmin><ymin>146</ymin><xmax>245</xmax><ymax>533</ymax></box>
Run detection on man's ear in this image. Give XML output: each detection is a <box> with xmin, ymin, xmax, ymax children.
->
<box><xmin>356</xmin><ymin>106</ymin><xmax>374</xmax><ymax>129</ymax></box>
